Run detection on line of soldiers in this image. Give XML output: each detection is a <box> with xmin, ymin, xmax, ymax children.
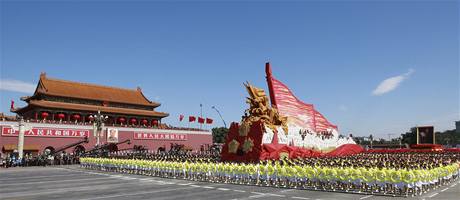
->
<box><xmin>80</xmin><ymin>151</ymin><xmax>460</xmax><ymax>197</ymax></box>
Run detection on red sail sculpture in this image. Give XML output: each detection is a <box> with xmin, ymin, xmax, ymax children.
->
<box><xmin>265</xmin><ymin>62</ymin><xmax>337</xmax><ymax>132</ymax></box>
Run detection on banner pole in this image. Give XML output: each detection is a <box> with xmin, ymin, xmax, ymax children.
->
<box><xmin>200</xmin><ymin>104</ymin><xmax>203</xmax><ymax>130</ymax></box>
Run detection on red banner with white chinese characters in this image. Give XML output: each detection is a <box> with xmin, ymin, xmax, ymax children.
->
<box><xmin>134</xmin><ymin>132</ymin><xmax>187</xmax><ymax>140</ymax></box>
<box><xmin>1</xmin><ymin>126</ymin><xmax>90</xmax><ymax>138</ymax></box>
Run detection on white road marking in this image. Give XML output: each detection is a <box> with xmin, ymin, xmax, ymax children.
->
<box><xmin>248</xmin><ymin>192</ymin><xmax>276</xmax><ymax>198</ymax></box>
<box><xmin>428</xmin><ymin>192</ymin><xmax>439</xmax><ymax>198</ymax></box>
<box><xmin>189</xmin><ymin>184</ymin><xmax>201</xmax><ymax>188</ymax></box>
<box><xmin>251</xmin><ymin>192</ymin><xmax>265</xmax><ymax>195</ymax></box>
<box><xmin>217</xmin><ymin>188</ymin><xmax>230</xmax><ymax>191</ymax></box>
<box><xmin>248</xmin><ymin>194</ymin><xmax>266</xmax><ymax>199</ymax></box>
<box><xmin>440</xmin><ymin>188</ymin><xmax>449</xmax><ymax>192</ymax></box>
<box><xmin>120</xmin><ymin>177</ymin><xmax>136</xmax><ymax>180</ymax></box>
<box><xmin>291</xmin><ymin>197</ymin><xmax>310</xmax><ymax>200</ymax></box>
<box><xmin>159</xmin><ymin>181</ymin><xmax>175</xmax><ymax>185</ymax></box>
<box><xmin>202</xmin><ymin>186</ymin><xmax>215</xmax><ymax>189</ymax></box>
<box><xmin>265</xmin><ymin>193</ymin><xmax>285</xmax><ymax>197</ymax></box>
<box><xmin>451</xmin><ymin>183</ymin><xmax>457</xmax><ymax>188</ymax></box>
<box><xmin>178</xmin><ymin>183</ymin><xmax>192</xmax><ymax>186</ymax></box>
<box><xmin>233</xmin><ymin>189</ymin><xmax>246</xmax><ymax>193</ymax></box>
<box><xmin>139</xmin><ymin>178</ymin><xmax>155</xmax><ymax>182</ymax></box>
<box><xmin>360</xmin><ymin>195</ymin><xmax>373</xmax><ymax>199</ymax></box>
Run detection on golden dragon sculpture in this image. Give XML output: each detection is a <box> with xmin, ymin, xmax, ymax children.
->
<box><xmin>239</xmin><ymin>82</ymin><xmax>289</xmax><ymax>136</ymax></box>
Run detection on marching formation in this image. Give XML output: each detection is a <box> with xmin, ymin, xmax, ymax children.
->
<box><xmin>80</xmin><ymin>151</ymin><xmax>460</xmax><ymax>197</ymax></box>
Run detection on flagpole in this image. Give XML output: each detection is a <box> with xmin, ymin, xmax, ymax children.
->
<box><xmin>200</xmin><ymin>103</ymin><xmax>203</xmax><ymax>130</ymax></box>
<box><xmin>265</xmin><ymin>62</ymin><xmax>278</xmax><ymax>108</ymax></box>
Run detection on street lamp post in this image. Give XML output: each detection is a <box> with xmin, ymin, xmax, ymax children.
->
<box><xmin>211</xmin><ymin>106</ymin><xmax>227</xmax><ymax>128</ymax></box>
<box><xmin>90</xmin><ymin>111</ymin><xmax>108</xmax><ymax>147</ymax></box>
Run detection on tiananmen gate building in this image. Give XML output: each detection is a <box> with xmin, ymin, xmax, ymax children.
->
<box><xmin>1</xmin><ymin>73</ymin><xmax>212</xmax><ymax>155</ymax></box>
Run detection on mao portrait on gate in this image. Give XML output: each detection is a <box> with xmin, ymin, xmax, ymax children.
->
<box><xmin>107</xmin><ymin>128</ymin><xmax>119</xmax><ymax>143</ymax></box>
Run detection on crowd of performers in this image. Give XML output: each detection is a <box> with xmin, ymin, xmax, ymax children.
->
<box><xmin>80</xmin><ymin>151</ymin><xmax>460</xmax><ymax>197</ymax></box>
<box><xmin>300</xmin><ymin>129</ymin><xmax>334</xmax><ymax>140</ymax></box>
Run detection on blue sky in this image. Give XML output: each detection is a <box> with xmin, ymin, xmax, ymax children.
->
<box><xmin>1</xmin><ymin>0</ymin><xmax>458</xmax><ymax>139</ymax></box>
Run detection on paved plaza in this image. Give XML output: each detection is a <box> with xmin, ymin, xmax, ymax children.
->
<box><xmin>0</xmin><ymin>166</ymin><xmax>459</xmax><ymax>200</ymax></box>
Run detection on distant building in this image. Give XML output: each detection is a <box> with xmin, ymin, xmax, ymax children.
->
<box><xmin>456</xmin><ymin>121</ymin><xmax>460</xmax><ymax>133</ymax></box>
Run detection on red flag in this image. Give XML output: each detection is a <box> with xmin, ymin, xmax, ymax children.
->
<box><xmin>179</xmin><ymin>115</ymin><xmax>184</xmax><ymax>121</ymax></box>
<box><xmin>198</xmin><ymin>117</ymin><xmax>205</xmax><ymax>124</ymax></box>
<box><xmin>267</xmin><ymin>67</ymin><xmax>337</xmax><ymax>132</ymax></box>
<box><xmin>206</xmin><ymin>118</ymin><xmax>213</xmax><ymax>124</ymax></box>
<box><xmin>188</xmin><ymin>116</ymin><xmax>196</xmax><ymax>122</ymax></box>
<box><xmin>10</xmin><ymin>100</ymin><xmax>14</xmax><ymax>110</ymax></box>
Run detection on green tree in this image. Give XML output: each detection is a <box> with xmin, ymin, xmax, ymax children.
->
<box><xmin>435</xmin><ymin>129</ymin><xmax>459</xmax><ymax>146</ymax></box>
<box><xmin>401</xmin><ymin>127</ymin><xmax>417</xmax><ymax>145</ymax></box>
<box><xmin>212</xmin><ymin>127</ymin><xmax>229</xmax><ymax>144</ymax></box>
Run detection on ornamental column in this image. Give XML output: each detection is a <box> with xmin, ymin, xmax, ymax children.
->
<box><xmin>17</xmin><ymin>117</ymin><xmax>25</xmax><ymax>160</ymax></box>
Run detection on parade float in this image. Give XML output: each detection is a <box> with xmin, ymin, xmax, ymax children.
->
<box><xmin>221</xmin><ymin>63</ymin><xmax>362</xmax><ymax>162</ymax></box>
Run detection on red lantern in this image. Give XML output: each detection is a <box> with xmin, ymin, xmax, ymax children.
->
<box><xmin>57</xmin><ymin>113</ymin><xmax>65</xmax><ymax>119</ymax></box>
<box><xmin>141</xmin><ymin>119</ymin><xmax>148</xmax><ymax>125</ymax></box>
<box><xmin>41</xmin><ymin>112</ymin><xmax>49</xmax><ymax>119</ymax></box>
<box><xmin>118</xmin><ymin>117</ymin><xmax>126</xmax><ymax>123</ymax></box>
<box><xmin>152</xmin><ymin>119</ymin><xmax>159</xmax><ymax>126</ymax></box>
<box><xmin>130</xmin><ymin>118</ymin><xmax>137</xmax><ymax>124</ymax></box>
<box><xmin>88</xmin><ymin>115</ymin><xmax>94</xmax><ymax>121</ymax></box>
<box><xmin>73</xmin><ymin>114</ymin><xmax>81</xmax><ymax>120</ymax></box>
